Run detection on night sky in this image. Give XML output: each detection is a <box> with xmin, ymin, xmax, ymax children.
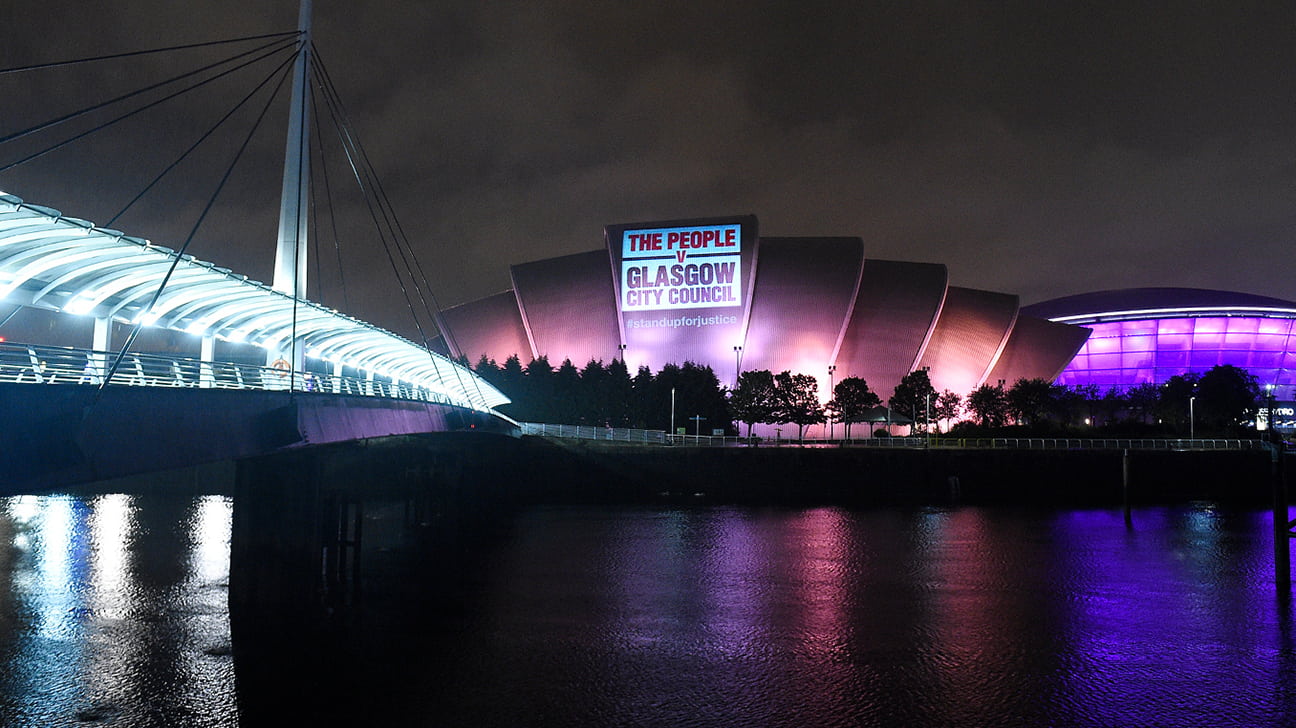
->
<box><xmin>2</xmin><ymin>1</ymin><xmax>1293</xmax><ymax>342</ymax></box>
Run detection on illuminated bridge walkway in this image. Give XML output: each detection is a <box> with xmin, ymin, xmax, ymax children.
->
<box><xmin>0</xmin><ymin>18</ymin><xmax>520</xmax><ymax>494</ymax></box>
<box><xmin>0</xmin><ymin>194</ymin><xmax>515</xmax><ymax>493</ymax></box>
<box><xmin>0</xmin><ymin>344</ymin><xmax>516</xmax><ymax>492</ymax></box>
<box><xmin>1</xmin><ymin>342</ymin><xmax>472</xmax><ymax>404</ymax></box>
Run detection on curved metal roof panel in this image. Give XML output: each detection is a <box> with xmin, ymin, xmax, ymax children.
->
<box><xmin>0</xmin><ymin>192</ymin><xmax>509</xmax><ymax>411</ymax></box>
<box><xmin>1023</xmin><ymin>287</ymin><xmax>1296</xmax><ymax>323</ymax></box>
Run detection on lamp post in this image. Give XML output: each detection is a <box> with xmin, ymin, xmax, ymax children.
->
<box><xmin>1189</xmin><ymin>395</ymin><xmax>1195</xmax><ymax>440</ymax></box>
<box><xmin>733</xmin><ymin>345</ymin><xmax>742</xmax><ymax>388</ymax></box>
<box><xmin>617</xmin><ymin>343</ymin><xmax>626</xmax><ymax>363</ymax></box>
<box><xmin>691</xmin><ymin>414</ymin><xmax>705</xmax><ymax>437</ymax></box>
<box><xmin>670</xmin><ymin>386</ymin><xmax>676</xmax><ymax>443</ymax></box>
<box><xmin>1266</xmin><ymin>383</ymin><xmax>1276</xmax><ymax>438</ymax></box>
<box><xmin>827</xmin><ymin>364</ymin><xmax>836</xmax><ymax>440</ymax></box>
<box><xmin>925</xmin><ymin>392</ymin><xmax>932</xmax><ymax>447</ymax></box>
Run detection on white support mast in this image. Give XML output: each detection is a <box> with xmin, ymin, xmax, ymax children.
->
<box><xmin>274</xmin><ymin>0</ymin><xmax>311</xmax><ymax>299</ymax></box>
<box><xmin>271</xmin><ymin>0</ymin><xmax>312</xmax><ymax>372</ymax></box>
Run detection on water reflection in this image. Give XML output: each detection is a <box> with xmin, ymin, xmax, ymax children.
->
<box><xmin>1048</xmin><ymin>507</ymin><xmax>1296</xmax><ymax>726</ymax></box>
<box><xmin>0</xmin><ymin>494</ymin><xmax>234</xmax><ymax>727</ymax></box>
<box><xmin>2</xmin><ymin>493</ymin><xmax>1295</xmax><ymax>727</ymax></box>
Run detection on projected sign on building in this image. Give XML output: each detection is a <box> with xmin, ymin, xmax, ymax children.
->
<box><xmin>620</xmin><ymin>224</ymin><xmax>743</xmax><ymax>311</ymax></box>
<box><xmin>606</xmin><ymin>215</ymin><xmax>758</xmax><ymax>371</ymax></box>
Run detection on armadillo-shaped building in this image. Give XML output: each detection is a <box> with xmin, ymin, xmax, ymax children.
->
<box><xmin>437</xmin><ymin>215</ymin><xmax>1090</xmax><ymax>400</ymax></box>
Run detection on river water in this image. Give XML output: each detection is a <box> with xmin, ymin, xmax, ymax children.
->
<box><xmin>1</xmin><ymin>491</ymin><xmax>1293</xmax><ymax>727</ymax></box>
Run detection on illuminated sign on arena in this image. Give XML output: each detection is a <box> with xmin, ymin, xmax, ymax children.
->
<box><xmin>620</xmin><ymin>224</ymin><xmax>743</xmax><ymax>311</ymax></box>
<box><xmin>605</xmin><ymin>215</ymin><xmax>758</xmax><ymax>371</ymax></box>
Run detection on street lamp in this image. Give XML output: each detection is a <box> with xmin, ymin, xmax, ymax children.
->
<box><xmin>617</xmin><ymin>343</ymin><xmax>626</xmax><ymax>362</ymax></box>
<box><xmin>670</xmin><ymin>386</ymin><xmax>676</xmax><ymax>443</ymax></box>
<box><xmin>827</xmin><ymin>364</ymin><xmax>836</xmax><ymax>440</ymax></box>
<box><xmin>925</xmin><ymin>391</ymin><xmax>932</xmax><ymax>447</ymax></box>
<box><xmin>1189</xmin><ymin>395</ymin><xmax>1195</xmax><ymax>440</ymax></box>
<box><xmin>1266</xmin><ymin>383</ymin><xmax>1276</xmax><ymax>437</ymax></box>
<box><xmin>691</xmin><ymin>414</ymin><xmax>706</xmax><ymax>437</ymax></box>
<box><xmin>733</xmin><ymin>345</ymin><xmax>743</xmax><ymax>388</ymax></box>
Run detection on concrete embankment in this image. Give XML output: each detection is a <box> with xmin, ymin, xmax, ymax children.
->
<box><xmin>518</xmin><ymin>438</ymin><xmax>1280</xmax><ymax>507</ymax></box>
<box><xmin>231</xmin><ymin>433</ymin><xmax>1280</xmax><ymax>511</ymax></box>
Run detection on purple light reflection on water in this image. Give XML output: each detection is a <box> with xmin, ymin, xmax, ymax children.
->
<box><xmin>1043</xmin><ymin>507</ymin><xmax>1296</xmax><ymax>726</ymax></box>
<box><xmin>444</xmin><ymin>505</ymin><xmax>1296</xmax><ymax>727</ymax></box>
<box><xmin>4</xmin><ymin>498</ymin><xmax>1295</xmax><ymax>727</ymax></box>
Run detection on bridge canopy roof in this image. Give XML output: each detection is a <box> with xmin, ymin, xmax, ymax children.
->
<box><xmin>0</xmin><ymin>192</ymin><xmax>509</xmax><ymax>411</ymax></box>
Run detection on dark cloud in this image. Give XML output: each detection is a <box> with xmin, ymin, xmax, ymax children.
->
<box><xmin>2</xmin><ymin>0</ymin><xmax>1293</xmax><ymax>341</ymax></box>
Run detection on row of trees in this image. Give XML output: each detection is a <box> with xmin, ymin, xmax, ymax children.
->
<box><xmin>470</xmin><ymin>355</ymin><xmax>731</xmax><ymax>433</ymax></box>
<box><xmin>729</xmin><ymin>368</ymin><xmax>950</xmax><ymax>438</ymax></box>
<box><xmin>957</xmin><ymin>365</ymin><xmax>1263</xmax><ymax>435</ymax></box>
<box><xmin>470</xmin><ymin>353</ymin><xmax>1267</xmax><ymax>437</ymax></box>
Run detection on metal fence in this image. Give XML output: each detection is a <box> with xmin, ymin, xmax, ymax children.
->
<box><xmin>0</xmin><ymin>342</ymin><xmax>457</xmax><ymax>405</ymax></box>
<box><xmin>519</xmin><ymin>422</ymin><xmax>669</xmax><ymax>443</ymax></box>
<box><xmin>926</xmin><ymin>437</ymin><xmax>1263</xmax><ymax>451</ymax></box>
<box><xmin>519</xmin><ymin>422</ymin><xmax>1266</xmax><ymax>451</ymax></box>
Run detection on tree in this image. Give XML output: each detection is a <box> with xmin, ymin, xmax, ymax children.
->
<box><xmin>773</xmin><ymin>370</ymin><xmax>824</xmax><ymax>440</ymax></box>
<box><xmin>1124</xmin><ymin>382</ymin><xmax>1160</xmax><ymax>424</ymax></box>
<box><xmin>890</xmin><ymin>369</ymin><xmax>935</xmax><ymax>432</ymax></box>
<box><xmin>473</xmin><ymin>354</ymin><xmax>500</xmax><ymax>386</ymax></box>
<box><xmin>966</xmin><ymin>383</ymin><xmax>1009</xmax><ymax>428</ymax></box>
<box><xmin>576</xmin><ymin>359</ymin><xmax>608</xmax><ymax>425</ymax></box>
<box><xmin>552</xmin><ymin>358</ymin><xmax>582</xmax><ymax>423</ymax></box>
<box><xmin>523</xmin><ymin>356</ymin><xmax>556</xmax><ymax>422</ymax></box>
<box><xmin>1007</xmin><ymin>378</ymin><xmax>1058</xmax><ymax>426</ymax></box>
<box><xmin>603</xmin><ymin>358</ymin><xmax>633</xmax><ymax>427</ymax></box>
<box><xmin>729</xmin><ymin>369</ymin><xmax>778</xmax><ymax>437</ymax></box>
<box><xmin>653</xmin><ymin>361</ymin><xmax>730</xmax><ymax>435</ymax></box>
<box><xmin>1155</xmin><ymin>374</ymin><xmax>1198</xmax><ymax>432</ymax></box>
<box><xmin>1071</xmin><ymin>383</ymin><xmax>1101</xmax><ymax>426</ymax></box>
<box><xmin>495</xmin><ymin>354</ymin><xmax>527</xmax><ymax>418</ymax></box>
<box><xmin>933</xmin><ymin>389</ymin><xmax>962</xmax><ymax>432</ymax></box>
<box><xmin>629</xmin><ymin>365</ymin><xmax>656</xmax><ymax>428</ymax></box>
<box><xmin>826</xmin><ymin>376</ymin><xmax>881</xmax><ymax>439</ymax></box>
<box><xmin>1195</xmin><ymin>364</ymin><xmax>1260</xmax><ymax>433</ymax></box>
<box><xmin>1095</xmin><ymin>387</ymin><xmax>1126</xmax><ymax>426</ymax></box>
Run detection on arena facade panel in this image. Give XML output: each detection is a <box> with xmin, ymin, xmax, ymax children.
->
<box><xmin>438</xmin><ymin>215</ymin><xmax>1090</xmax><ymax>405</ymax></box>
<box><xmin>741</xmin><ymin>237</ymin><xmax>863</xmax><ymax>387</ymax></box>
<box><xmin>832</xmin><ymin>259</ymin><xmax>949</xmax><ymax>399</ymax></box>
<box><xmin>915</xmin><ymin>287</ymin><xmax>1018</xmax><ymax>398</ymax></box>
<box><xmin>509</xmin><ymin>250</ymin><xmax>621</xmax><ymax>366</ymax></box>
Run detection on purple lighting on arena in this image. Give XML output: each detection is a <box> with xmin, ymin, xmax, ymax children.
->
<box><xmin>1056</xmin><ymin>316</ymin><xmax>1296</xmax><ymax>395</ymax></box>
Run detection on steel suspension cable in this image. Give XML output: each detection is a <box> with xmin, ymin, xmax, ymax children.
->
<box><xmin>316</xmin><ymin>56</ymin><xmax>487</xmax><ymax>405</ymax></box>
<box><xmin>310</xmin><ymin>52</ymin><xmax>480</xmax><ymax>401</ymax></box>
<box><xmin>307</xmin><ymin>81</ymin><xmax>351</xmax><ymax>313</ymax></box>
<box><xmin>318</xmin><ymin>73</ymin><xmax>484</xmax><ymax>403</ymax></box>
<box><xmin>0</xmin><ymin>35</ymin><xmax>298</xmax><ymax>148</ymax></box>
<box><xmin>0</xmin><ymin>38</ymin><xmax>300</xmax><ymax>173</ymax></box>
<box><xmin>0</xmin><ymin>31</ymin><xmax>301</xmax><ymax>75</ymax></box>
<box><xmin>108</xmin><ymin>49</ymin><xmax>302</xmax><ymax>227</ymax></box>
<box><xmin>310</xmin><ymin>50</ymin><xmax>465</xmax><ymax>362</ymax></box>
<box><xmin>99</xmin><ymin>60</ymin><xmax>297</xmax><ymax>392</ymax></box>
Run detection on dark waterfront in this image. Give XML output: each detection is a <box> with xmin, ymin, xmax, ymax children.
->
<box><xmin>1</xmin><ymin>486</ymin><xmax>1294</xmax><ymax>727</ymax></box>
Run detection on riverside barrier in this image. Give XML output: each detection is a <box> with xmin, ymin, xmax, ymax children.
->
<box><xmin>519</xmin><ymin>422</ymin><xmax>1268</xmax><ymax>452</ymax></box>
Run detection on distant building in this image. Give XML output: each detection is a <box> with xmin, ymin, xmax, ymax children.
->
<box><xmin>436</xmin><ymin>215</ymin><xmax>1088</xmax><ymax>402</ymax></box>
<box><xmin>1023</xmin><ymin>288</ymin><xmax>1296</xmax><ymax>413</ymax></box>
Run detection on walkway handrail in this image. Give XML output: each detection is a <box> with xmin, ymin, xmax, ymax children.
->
<box><xmin>518</xmin><ymin>421</ymin><xmax>1268</xmax><ymax>451</ymax></box>
<box><xmin>0</xmin><ymin>341</ymin><xmax>458</xmax><ymax>405</ymax></box>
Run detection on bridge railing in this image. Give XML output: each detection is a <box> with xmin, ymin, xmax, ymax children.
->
<box><xmin>0</xmin><ymin>342</ymin><xmax>459</xmax><ymax>405</ymax></box>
